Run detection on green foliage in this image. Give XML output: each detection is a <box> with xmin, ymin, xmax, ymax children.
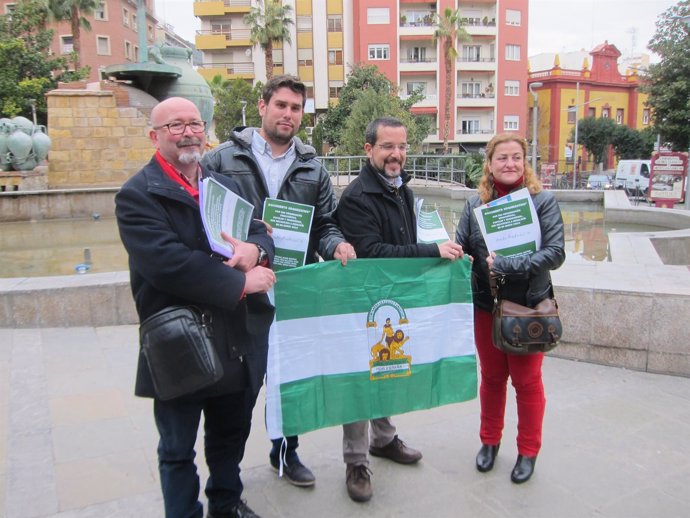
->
<box><xmin>643</xmin><ymin>0</ymin><xmax>690</xmax><ymax>150</ymax></box>
<box><xmin>311</xmin><ymin>122</ymin><xmax>324</xmax><ymax>155</ymax></box>
<box><xmin>317</xmin><ymin>64</ymin><xmax>428</xmax><ymax>153</ymax></box>
<box><xmin>244</xmin><ymin>0</ymin><xmax>294</xmax><ymax>79</ymax></box>
<box><xmin>611</xmin><ymin>124</ymin><xmax>655</xmax><ymax>160</ymax></box>
<box><xmin>571</xmin><ymin>117</ymin><xmax>617</xmax><ymax>166</ymax></box>
<box><xmin>463</xmin><ymin>153</ymin><xmax>485</xmax><ymax>187</ymax></box>
<box><xmin>208</xmin><ymin>77</ymin><xmax>262</xmax><ymax>143</ymax></box>
<box><xmin>0</xmin><ymin>0</ymin><xmax>88</xmax><ymax>122</ymax></box>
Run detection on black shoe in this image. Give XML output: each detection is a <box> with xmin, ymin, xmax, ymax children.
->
<box><xmin>207</xmin><ymin>500</ymin><xmax>260</xmax><ymax>518</ymax></box>
<box><xmin>511</xmin><ymin>454</ymin><xmax>537</xmax><ymax>484</ymax></box>
<box><xmin>476</xmin><ymin>443</ymin><xmax>500</xmax><ymax>473</ymax></box>
<box><xmin>270</xmin><ymin>455</ymin><xmax>316</xmax><ymax>487</ymax></box>
<box><xmin>369</xmin><ymin>435</ymin><xmax>422</xmax><ymax>464</ymax></box>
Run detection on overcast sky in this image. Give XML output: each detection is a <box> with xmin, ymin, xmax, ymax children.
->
<box><xmin>154</xmin><ymin>0</ymin><xmax>679</xmax><ymax>61</ymax></box>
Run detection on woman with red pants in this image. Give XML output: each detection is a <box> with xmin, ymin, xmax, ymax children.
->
<box><xmin>455</xmin><ymin>133</ymin><xmax>565</xmax><ymax>483</ymax></box>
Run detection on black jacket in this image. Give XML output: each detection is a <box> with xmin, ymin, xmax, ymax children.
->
<box><xmin>201</xmin><ymin>127</ymin><xmax>344</xmax><ymax>264</ymax></box>
<box><xmin>336</xmin><ymin>162</ymin><xmax>440</xmax><ymax>258</ymax></box>
<box><xmin>115</xmin><ymin>156</ymin><xmax>275</xmax><ymax>399</ymax></box>
<box><xmin>455</xmin><ymin>189</ymin><xmax>566</xmax><ymax>312</ymax></box>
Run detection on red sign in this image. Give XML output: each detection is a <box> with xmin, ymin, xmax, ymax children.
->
<box><xmin>650</xmin><ymin>152</ymin><xmax>687</xmax><ymax>204</ymax></box>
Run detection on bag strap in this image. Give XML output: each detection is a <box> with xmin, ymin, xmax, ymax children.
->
<box><xmin>489</xmin><ymin>273</ymin><xmax>505</xmax><ymax>306</ymax></box>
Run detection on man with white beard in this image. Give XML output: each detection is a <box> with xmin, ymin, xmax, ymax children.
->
<box><xmin>116</xmin><ymin>97</ymin><xmax>276</xmax><ymax>518</ymax></box>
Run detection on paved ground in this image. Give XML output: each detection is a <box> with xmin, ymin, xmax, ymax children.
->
<box><xmin>2</xmin><ymin>325</ymin><xmax>690</xmax><ymax>518</ymax></box>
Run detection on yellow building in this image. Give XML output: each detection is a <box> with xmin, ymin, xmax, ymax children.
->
<box><xmin>528</xmin><ymin>42</ymin><xmax>650</xmax><ymax>173</ymax></box>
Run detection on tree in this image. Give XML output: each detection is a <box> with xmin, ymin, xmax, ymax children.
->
<box><xmin>0</xmin><ymin>0</ymin><xmax>87</xmax><ymax>121</ymax></box>
<box><xmin>49</xmin><ymin>0</ymin><xmax>99</xmax><ymax>71</ymax></box>
<box><xmin>317</xmin><ymin>64</ymin><xmax>429</xmax><ymax>153</ymax></box>
<box><xmin>208</xmin><ymin>76</ymin><xmax>262</xmax><ymax>143</ymax></box>
<box><xmin>337</xmin><ymin>88</ymin><xmax>431</xmax><ymax>155</ymax></box>
<box><xmin>572</xmin><ymin>117</ymin><xmax>617</xmax><ymax>168</ymax></box>
<box><xmin>611</xmin><ymin>125</ymin><xmax>655</xmax><ymax>160</ymax></box>
<box><xmin>244</xmin><ymin>0</ymin><xmax>293</xmax><ymax>81</ymax></box>
<box><xmin>644</xmin><ymin>0</ymin><xmax>690</xmax><ymax>150</ymax></box>
<box><xmin>433</xmin><ymin>7</ymin><xmax>470</xmax><ymax>154</ymax></box>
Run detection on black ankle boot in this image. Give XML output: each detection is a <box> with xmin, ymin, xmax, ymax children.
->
<box><xmin>511</xmin><ymin>454</ymin><xmax>536</xmax><ymax>483</ymax></box>
<box><xmin>475</xmin><ymin>443</ymin><xmax>500</xmax><ymax>472</ymax></box>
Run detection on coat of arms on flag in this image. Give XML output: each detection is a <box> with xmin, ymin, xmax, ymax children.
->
<box><xmin>265</xmin><ymin>258</ymin><xmax>478</xmax><ymax>440</ymax></box>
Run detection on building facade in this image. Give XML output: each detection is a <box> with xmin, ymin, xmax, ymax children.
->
<box><xmin>528</xmin><ymin>42</ymin><xmax>651</xmax><ymax>172</ymax></box>
<box><xmin>194</xmin><ymin>0</ymin><xmax>529</xmax><ymax>152</ymax></box>
<box><xmin>2</xmin><ymin>0</ymin><xmax>164</xmax><ymax>81</ymax></box>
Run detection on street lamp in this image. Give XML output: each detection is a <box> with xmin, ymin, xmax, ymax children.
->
<box><xmin>240</xmin><ymin>100</ymin><xmax>247</xmax><ymax>126</ymax></box>
<box><xmin>528</xmin><ymin>82</ymin><xmax>543</xmax><ymax>173</ymax></box>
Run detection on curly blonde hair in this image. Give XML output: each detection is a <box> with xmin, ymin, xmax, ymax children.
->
<box><xmin>478</xmin><ymin>133</ymin><xmax>542</xmax><ymax>203</ymax></box>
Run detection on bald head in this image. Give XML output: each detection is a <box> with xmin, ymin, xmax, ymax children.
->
<box><xmin>149</xmin><ymin>97</ymin><xmax>206</xmax><ymax>174</ymax></box>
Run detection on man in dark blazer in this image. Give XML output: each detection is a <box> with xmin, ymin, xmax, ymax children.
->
<box><xmin>116</xmin><ymin>97</ymin><xmax>276</xmax><ymax>518</ymax></box>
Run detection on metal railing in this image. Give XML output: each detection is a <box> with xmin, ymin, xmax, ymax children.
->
<box><xmin>320</xmin><ymin>155</ymin><xmax>471</xmax><ymax>187</ymax></box>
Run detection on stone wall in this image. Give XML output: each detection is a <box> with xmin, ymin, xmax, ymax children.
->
<box><xmin>46</xmin><ymin>87</ymin><xmax>154</xmax><ymax>188</ymax></box>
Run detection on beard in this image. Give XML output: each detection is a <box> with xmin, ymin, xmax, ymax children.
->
<box><xmin>178</xmin><ymin>151</ymin><xmax>202</xmax><ymax>164</ymax></box>
<box><xmin>264</xmin><ymin>125</ymin><xmax>295</xmax><ymax>146</ymax></box>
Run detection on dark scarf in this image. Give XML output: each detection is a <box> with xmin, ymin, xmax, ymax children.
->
<box><xmin>493</xmin><ymin>175</ymin><xmax>524</xmax><ymax>199</ymax></box>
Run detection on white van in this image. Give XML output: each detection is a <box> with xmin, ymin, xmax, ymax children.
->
<box><xmin>614</xmin><ymin>160</ymin><xmax>651</xmax><ymax>193</ymax></box>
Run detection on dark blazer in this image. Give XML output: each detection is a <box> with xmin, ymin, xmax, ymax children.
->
<box><xmin>115</xmin><ymin>156</ymin><xmax>275</xmax><ymax>399</ymax></box>
<box><xmin>335</xmin><ymin>162</ymin><xmax>440</xmax><ymax>258</ymax></box>
<box><xmin>455</xmin><ymin>189</ymin><xmax>566</xmax><ymax>312</ymax></box>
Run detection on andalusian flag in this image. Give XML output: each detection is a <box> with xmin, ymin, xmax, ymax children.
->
<box><xmin>265</xmin><ymin>258</ymin><xmax>477</xmax><ymax>439</ymax></box>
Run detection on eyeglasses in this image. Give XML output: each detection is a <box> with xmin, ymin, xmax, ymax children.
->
<box><xmin>154</xmin><ymin>121</ymin><xmax>206</xmax><ymax>135</ymax></box>
<box><xmin>375</xmin><ymin>143</ymin><xmax>410</xmax><ymax>152</ymax></box>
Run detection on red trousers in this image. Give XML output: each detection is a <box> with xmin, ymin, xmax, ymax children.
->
<box><xmin>474</xmin><ymin>308</ymin><xmax>545</xmax><ymax>457</ymax></box>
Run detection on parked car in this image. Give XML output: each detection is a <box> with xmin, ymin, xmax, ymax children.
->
<box><xmin>586</xmin><ymin>174</ymin><xmax>613</xmax><ymax>190</ymax></box>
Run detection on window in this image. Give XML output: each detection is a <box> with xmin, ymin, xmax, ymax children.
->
<box><xmin>462</xmin><ymin>45</ymin><xmax>481</xmax><ymax>62</ymax></box>
<box><xmin>461</xmin><ymin>119</ymin><xmax>481</xmax><ymax>134</ymax></box>
<box><xmin>567</xmin><ymin>106</ymin><xmax>576</xmax><ymax>124</ymax></box>
<box><xmin>329</xmin><ymin>49</ymin><xmax>343</xmax><ymax>65</ymax></box>
<box><xmin>272</xmin><ymin>49</ymin><xmax>283</xmax><ymax>66</ymax></box>
<box><xmin>643</xmin><ymin>109</ymin><xmax>650</xmax><ymax>125</ymax></box>
<box><xmin>505</xmin><ymin>80</ymin><xmax>520</xmax><ymax>96</ymax></box>
<box><xmin>134</xmin><ymin>46</ymin><xmax>139</xmax><ymax>62</ymax></box>
<box><xmin>588</xmin><ymin>107</ymin><xmax>596</xmax><ymax>117</ymax></box>
<box><xmin>367</xmin><ymin>7</ymin><xmax>390</xmax><ymax>24</ymax></box>
<box><xmin>123</xmin><ymin>8</ymin><xmax>129</xmax><ymax>27</ymax></box>
<box><xmin>94</xmin><ymin>2</ymin><xmax>107</xmax><ymax>21</ymax></box>
<box><xmin>305</xmin><ymin>85</ymin><xmax>314</xmax><ymax>98</ymax></box>
<box><xmin>96</xmin><ymin>36</ymin><xmax>110</xmax><ymax>55</ymax></box>
<box><xmin>124</xmin><ymin>40</ymin><xmax>132</xmax><ymax>60</ymax></box>
<box><xmin>368</xmin><ymin>45</ymin><xmax>389</xmax><ymax>60</ymax></box>
<box><xmin>212</xmin><ymin>22</ymin><xmax>231</xmax><ymax>33</ymax></box>
<box><xmin>407</xmin><ymin>82</ymin><xmax>426</xmax><ymax>96</ymax></box>
<box><xmin>616</xmin><ymin>108</ymin><xmax>624</xmax><ymax>124</ymax></box>
<box><xmin>461</xmin><ymin>82</ymin><xmax>481</xmax><ymax>97</ymax></box>
<box><xmin>60</xmin><ymin>35</ymin><xmax>73</xmax><ymax>53</ymax></box>
<box><xmin>329</xmin><ymin>84</ymin><xmax>344</xmax><ymax>98</ymax></box>
<box><xmin>297</xmin><ymin>48</ymin><xmax>313</xmax><ymax>67</ymax></box>
<box><xmin>407</xmin><ymin>47</ymin><xmax>427</xmax><ymax>62</ymax></box>
<box><xmin>132</xmin><ymin>14</ymin><xmax>137</xmax><ymax>31</ymax></box>
<box><xmin>328</xmin><ymin>15</ymin><xmax>342</xmax><ymax>32</ymax></box>
<box><xmin>602</xmin><ymin>108</ymin><xmax>610</xmax><ymax>119</ymax></box>
<box><xmin>4</xmin><ymin>3</ymin><xmax>16</xmax><ymax>14</ymax></box>
<box><xmin>505</xmin><ymin>44</ymin><xmax>520</xmax><ymax>61</ymax></box>
<box><xmin>148</xmin><ymin>25</ymin><xmax>154</xmax><ymax>41</ymax></box>
<box><xmin>296</xmin><ymin>16</ymin><xmax>312</xmax><ymax>32</ymax></box>
<box><xmin>505</xmin><ymin>9</ymin><xmax>521</xmax><ymax>26</ymax></box>
<box><xmin>503</xmin><ymin>115</ymin><xmax>519</xmax><ymax>131</ymax></box>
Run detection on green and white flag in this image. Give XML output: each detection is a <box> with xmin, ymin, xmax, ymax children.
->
<box><xmin>266</xmin><ymin>258</ymin><xmax>477</xmax><ymax>439</ymax></box>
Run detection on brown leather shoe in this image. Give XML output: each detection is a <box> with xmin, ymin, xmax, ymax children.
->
<box><xmin>346</xmin><ymin>463</ymin><xmax>373</xmax><ymax>502</ymax></box>
<box><xmin>369</xmin><ymin>435</ymin><xmax>422</xmax><ymax>464</ymax></box>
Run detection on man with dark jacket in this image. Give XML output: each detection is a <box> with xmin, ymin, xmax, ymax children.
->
<box><xmin>202</xmin><ymin>75</ymin><xmax>356</xmax><ymax>488</ymax></box>
<box><xmin>335</xmin><ymin>117</ymin><xmax>464</xmax><ymax>502</ymax></box>
<box><xmin>116</xmin><ymin>97</ymin><xmax>276</xmax><ymax>518</ymax></box>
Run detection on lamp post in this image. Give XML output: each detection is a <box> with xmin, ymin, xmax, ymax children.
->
<box><xmin>529</xmin><ymin>81</ymin><xmax>543</xmax><ymax>173</ymax></box>
<box><xmin>240</xmin><ymin>100</ymin><xmax>247</xmax><ymax>126</ymax></box>
<box><xmin>680</xmin><ymin>15</ymin><xmax>690</xmax><ymax>209</ymax></box>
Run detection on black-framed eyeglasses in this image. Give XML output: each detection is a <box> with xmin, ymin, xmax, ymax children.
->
<box><xmin>375</xmin><ymin>143</ymin><xmax>410</xmax><ymax>152</ymax></box>
<box><xmin>154</xmin><ymin>121</ymin><xmax>206</xmax><ymax>135</ymax></box>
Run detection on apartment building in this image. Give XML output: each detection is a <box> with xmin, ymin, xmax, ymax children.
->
<box><xmin>528</xmin><ymin>41</ymin><xmax>650</xmax><ymax>170</ymax></box>
<box><xmin>2</xmin><ymin>0</ymin><xmax>158</xmax><ymax>81</ymax></box>
<box><xmin>194</xmin><ymin>0</ymin><xmax>528</xmax><ymax>152</ymax></box>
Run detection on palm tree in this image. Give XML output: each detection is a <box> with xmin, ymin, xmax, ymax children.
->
<box><xmin>50</xmin><ymin>0</ymin><xmax>99</xmax><ymax>70</ymax></box>
<box><xmin>244</xmin><ymin>0</ymin><xmax>294</xmax><ymax>80</ymax></box>
<box><xmin>433</xmin><ymin>7</ymin><xmax>470</xmax><ymax>154</ymax></box>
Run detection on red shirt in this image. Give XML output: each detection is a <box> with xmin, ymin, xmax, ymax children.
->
<box><xmin>155</xmin><ymin>151</ymin><xmax>200</xmax><ymax>203</ymax></box>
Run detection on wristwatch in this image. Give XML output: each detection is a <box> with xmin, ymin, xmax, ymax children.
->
<box><xmin>255</xmin><ymin>244</ymin><xmax>268</xmax><ymax>266</ymax></box>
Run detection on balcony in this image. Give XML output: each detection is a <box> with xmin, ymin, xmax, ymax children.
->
<box><xmin>456</xmin><ymin>92</ymin><xmax>496</xmax><ymax>108</ymax></box>
<box><xmin>196</xmin><ymin>29</ymin><xmax>251</xmax><ymax>50</ymax></box>
<box><xmin>400</xmin><ymin>93</ymin><xmax>438</xmax><ymax>108</ymax></box>
<box><xmin>459</xmin><ymin>17</ymin><xmax>497</xmax><ymax>37</ymax></box>
<box><xmin>197</xmin><ymin>62</ymin><xmax>254</xmax><ymax>81</ymax></box>
<box><xmin>456</xmin><ymin>128</ymin><xmax>495</xmax><ymax>143</ymax></box>
<box><xmin>399</xmin><ymin>56</ymin><xmax>437</xmax><ymax>73</ymax></box>
<box><xmin>194</xmin><ymin>0</ymin><xmax>250</xmax><ymax>17</ymax></box>
<box><xmin>456</xmin><ymin>57</ymin><xmax>496</xmax><ymax>72</ymax></box>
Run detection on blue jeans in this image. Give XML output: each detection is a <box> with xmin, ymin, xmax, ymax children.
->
<box><xmin>153</xmin><ymin>390</ymin><xmax>256</xmax><ymax>518</ymax></box>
